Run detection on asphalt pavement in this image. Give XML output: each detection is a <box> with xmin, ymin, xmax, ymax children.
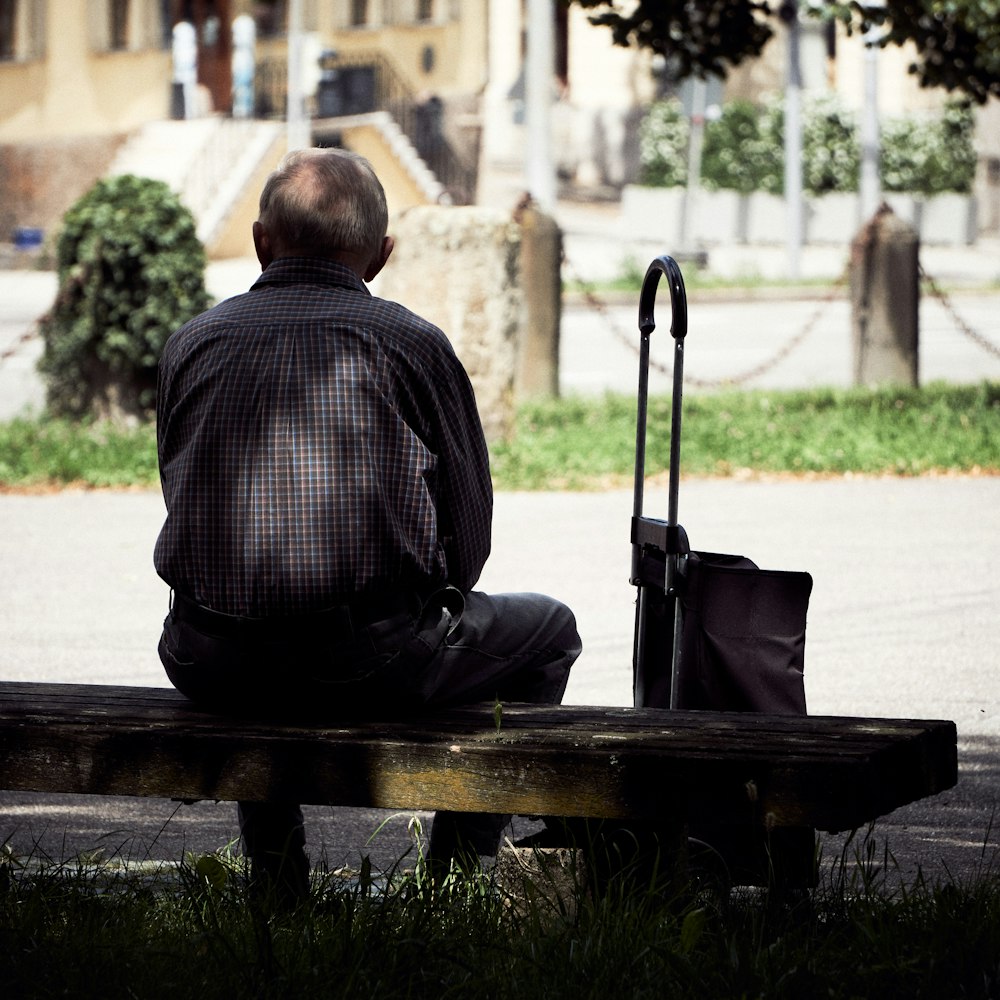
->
<box><xmin>1</xmin><ymin>206</ymin><xmax>999</xmax><ymax>887</ymax></box>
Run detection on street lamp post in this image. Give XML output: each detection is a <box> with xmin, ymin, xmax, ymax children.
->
<box><xmin>286</xmin><ymin>0</ymin><xmax>310</xmax><ymax>151</ymax></box>
<box><xmin>525</xmin><ymin>0</ymin><xmax>557</xmax><ymax>213</ymax></box>
<box><xmin>860</xmin><ymin>2</ymin><xmax>885</xmax><ymax>221</ymax></box>
<box><xmin>783</xmin><ymin>1</ymin><xmax>804</xmax><ymax>281</ymax></box>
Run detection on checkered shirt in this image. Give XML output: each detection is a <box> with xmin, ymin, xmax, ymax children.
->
<box><xmin>153</xmin><ymin>257</ymin><xmax>492</xmax><ymax>616</ymax></box>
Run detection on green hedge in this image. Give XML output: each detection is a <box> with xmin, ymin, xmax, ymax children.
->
<box><xmin>641</xmin><ymin>96</ymin><xmax>976</xmax><ymax>196</ymax></box>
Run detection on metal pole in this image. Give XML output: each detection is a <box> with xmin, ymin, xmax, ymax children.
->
<box><xmin>784</xmin><ymin>1</ymin><xmax>803</xmax><ymax>281</ymax></box>
<box><xmin>525</xmin><ymin>0</ymin><xmax>556</xmax><ymax>212</ymax></box>
<box><xmin>860</xmin><ymin>4</ymin><xmax>884</xmax><ymax>221</ymax></box>
<box><xmin>286</xmin><ymin>0</ymin><xmax>310</xmax><ymax>151</ymax></box>
<box><xmin>679</xmin><ymin>77</ymin><xmax>707</xmax><ymax>255</ymax></box>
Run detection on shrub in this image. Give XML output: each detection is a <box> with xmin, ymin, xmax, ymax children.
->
<box><xmin>881</xmin><ymin>100</ymin><xmax>977</xmax><ymax>195</ymax></box>
<box><xmin>38</xmin><ymin>174</ymin><xmax>209</xmax><ymax>420</ymax></box>
<box><xmin>638</xmin><ymin>99</ymin><xmax>689</xmax><ymax>187</ymax></box>
<box><xmin>699</xmin><ymin>94</ymin><xmax>859</xmax><ymax>196</ymax></box>
<box><xmin>640</xmin><ymin>94</ymin><xmax>976</xmax><ymax>199</ymax></box>
<box><xmin>802</xmin><ymin>92</ymin><xmax>861</xmax><ymax>194</ymax></box>
<box><xmin>701</xmin><ymin>98</ymin><xmax>783</xmax><ymax>195</ymax></box>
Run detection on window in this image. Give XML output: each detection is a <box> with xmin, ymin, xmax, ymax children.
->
<box><xmin>0</xmin><ymin>0</ymin><xmax>45</xmax><ymax>60</ymax></box>
<box><xmin>0</xmin><ymin>1</ymin><xmax>15</xmax><ymax>60</ymax></box>
<box><xmin>109</xmin><ymin>0</ymin><xmax>129</xmax><ymax>50</ymax></box>
<box><xmin>350</xmin><ymin>0</ymin><xmax>368</xmax><ymax>27</ymax></box>
<box><xmin>417</xmin><ymin>0</ymin><xmax>433</xmax><ymax>22</ymax></box>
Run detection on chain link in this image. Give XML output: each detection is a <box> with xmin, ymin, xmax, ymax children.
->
<box><xmin>563</xmin><ymin>245</ymin><xmax>1000</xmax><ymax>387</ymax></box>
<box><xmin>919</xmin><ymin>264</ymin><xmax>1000</xmax><ymax>361</ymax></box>
<box><xmin>1</xmin><ymin>249</ymin><xmax>998</xmax><ymax>377</ymax></box>
<box><xmin>0</xmin><ymin>325</ymin><xmax>40</xmax><ymax>369</ymax></box>
<box><xmin>562</xmin><ymin>246</ymin><xmax>849</xmax><ymax>388</ymax></box>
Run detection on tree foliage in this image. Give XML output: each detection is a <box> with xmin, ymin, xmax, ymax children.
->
<box><xmin>39</xmin><ymin>175</ymin><xmax>209</xmax><ymax>421</ymax></box>
<box><xmin>568</xmin><ymin>0</ymin><xmax>1000</xmax><ymax>103</ymax></box>
<box><xmin>569</xmin><ymin>0</ymin><xmax>776</xmax><ymax>80</ymax></box>
<box><xmin>833</xmin><ymin>0</ymin><xmax>1000</xmax><ymax>104</ymax></box>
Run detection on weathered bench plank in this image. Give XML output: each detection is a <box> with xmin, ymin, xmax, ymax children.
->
<box><xmin>0</xmin><ymin>682</ymin><xmax>957</xmax><ymax>834</ymax></box>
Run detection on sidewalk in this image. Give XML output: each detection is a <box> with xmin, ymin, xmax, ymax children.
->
<box><xmin>4</xmin><ymin>195</ymin><xmax>996</xmax><ymax>421</ymax></box>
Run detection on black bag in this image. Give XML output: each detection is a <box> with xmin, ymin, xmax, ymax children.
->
<box><xmin>633</xmin><ymin>549</ymin><xmax>811</xmax><ymax>716</ymax></box>
<box><xmin>677</xmin><ymin>551</ymin><xmax>811</xmax><ymax>715</ymax></box>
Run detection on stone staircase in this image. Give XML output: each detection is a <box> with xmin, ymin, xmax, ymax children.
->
<box><xmin>315</xmin><ymin>110</ymin><xmax>449</xmax><ymax>205</ymax></box>
<box><xmin>106</xmin><ymin>111</ymin><xmax>447</xmax><ymax>257</ymax></box>
<box><xmin>106</xmin><ymin>118</ymin><xmax>284</xmax><ymax>252</ymax></box>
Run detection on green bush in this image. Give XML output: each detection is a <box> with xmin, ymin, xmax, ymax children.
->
<box><xmin>701</xmin><ymin>94</ymin><xmax>859</xmax><ymax>196</ymax></box>
<box><xmin>38</xmin><ymin>174</ymin><xmax>209</xmax><ymax>420</ymax></box>
<box><xmin>802</xmin><ymin>93</ymin><xmax>861</xmax><ymax>194</ymax></box>
<box><xmin>701</xmin><ymin>98</ymin><xmax>783</xmax><ymax>195</ymax></box>
<box><xmin>638</xmin><ymin>99</ymin><xmax>689</xmax><ymax>187</ymax></box>
<box><xmin>639</xmin><ymin>96</ymin><xmax>977</xmax><ymax>197</ymax></box>
<box><xmin>881</xmin><ymin>100</ymin><xmax>977</xmax><ymax>195</ymax></box>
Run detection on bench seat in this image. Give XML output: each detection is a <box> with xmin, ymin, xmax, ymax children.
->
<box><xmin>0</xmin><ymin>681</ymin><xmax>957</xmax><ymax>837</ymax></box>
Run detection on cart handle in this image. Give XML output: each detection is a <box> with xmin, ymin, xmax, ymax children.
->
<box><xmin>633</xmin><ymin>256</ymin><xmax>688</xmax><ymax>536</ymax></box>
<box><xmin>639</xmin><ymin>255</ymin><xmax>687</xmax><ymax>340</ymax></box>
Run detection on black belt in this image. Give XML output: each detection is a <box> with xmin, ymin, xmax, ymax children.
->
<box><xmin>170</xmin><ymin>591</ymin><xmax>415</xmax><ymax>640</ymax></box>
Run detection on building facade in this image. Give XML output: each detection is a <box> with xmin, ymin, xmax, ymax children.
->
<box><xmin>0</xmin><ymin>0</ymin><xmax>996</xmax><ymax>243</ymax></box>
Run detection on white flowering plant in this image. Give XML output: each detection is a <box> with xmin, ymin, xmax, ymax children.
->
<box><xmin>638</xmin><ymin>99</ymin><xmax>689</xmax><ymax>188</ymax></box>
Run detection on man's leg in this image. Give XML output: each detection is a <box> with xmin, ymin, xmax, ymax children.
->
<box><xmin>160</xmin><ymin>620</ymin><xmax>312</xmax><ymax>907</ymax></box>
<box><xmin>415</xmin><ymin>591</ymin><xmax>582</xmax><ymax>871</ymax></box>
<box><xmin>237</xmin><ymin>801</ymin><xmax>310</xmax><ymax>907</ymax></box>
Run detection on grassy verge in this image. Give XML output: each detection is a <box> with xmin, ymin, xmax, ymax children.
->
<box><xmin>491</xmin><ymin>381</ymin><xmax>1000</xmax><ymax>489</ymax></box>
<box><xmin>2</xmin><ymin>837</ymin><xmax>1000</xmax><ymax>999</ymax></box>
<box><xmin>0</xmin><ymin>416</ymin><xmax>158</xmax><ymax>490</ymax></box>
<box><xmin>1</xmin><ymin>382</ymin><xmax>997</xmax><ymax>492</ymax></box>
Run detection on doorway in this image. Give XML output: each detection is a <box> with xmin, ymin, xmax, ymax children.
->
<box><xmin>173</xmin><ymin>0</ymin><xmax>233</xmax><ymax>113</ymax></box>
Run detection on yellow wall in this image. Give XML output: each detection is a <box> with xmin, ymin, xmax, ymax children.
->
<box><xmin>245</xmin><ymin>0</ymin><xmax>489</xmax><ymax>102</ymax></box>
<box><xmin>0</xmin><ymin>0</ymin><xmax>170</xmax><ymax>142</ymax></box>
<box><xmin>331</xmin><ymin>23</ymin><xmax>488</xmax><ymax>98</ymax></box>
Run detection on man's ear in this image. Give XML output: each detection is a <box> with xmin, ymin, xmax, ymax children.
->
<box><xmin>363</xmin><ymin>236</ymin><xmax>394</xmax><ymax>282</ymax></box>
<box><xmin>253</xmin><ymin>221</ymin><xmax>274</xmax><ymax>270</ymax></box>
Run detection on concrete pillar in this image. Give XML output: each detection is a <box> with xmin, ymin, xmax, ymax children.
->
<box><xmin>850</xmin><ymin>204</ymin><xmax>920</xmax><ymax>388</ymax></box>
<box><xmin>377</xmin><ymin>203</ymin><xmax>564</xmax><ymax>441</ymax></box>
<box><xmin>516</xmin><ymin>204</ymin><xmax>561</xmax><ymax>400</ymax></box>
<box><xmin>377</xmin><ymin>206</ymin><xmax>522</xmax><ymax>443</ymax></box>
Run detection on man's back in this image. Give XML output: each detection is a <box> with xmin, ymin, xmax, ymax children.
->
<box><xmin>154</xmin><ymin>256</ymin><xmax>491</xmax><ymax>616</ymax></box>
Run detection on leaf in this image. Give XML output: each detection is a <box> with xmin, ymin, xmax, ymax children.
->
<box><xmin>680</xmin><ymin>906</ymin><xmax>708</xmax><ymax>955</ymax></box>
<box><xmin>194</xmin><ymin>853</ymin><xmax>229</xmax><ymax>893</ymax></box>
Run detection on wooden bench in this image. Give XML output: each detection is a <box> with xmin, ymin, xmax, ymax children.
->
<box><xmin>0</xmin><ymin>681</ymin><xmax>957</xmax><ymax>883</ymax></box>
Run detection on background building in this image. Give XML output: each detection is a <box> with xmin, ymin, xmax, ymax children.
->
<box><xmin>1</xmin><ymin>0</ymin><xmax>996</xmax><ymax>251</ymax></box>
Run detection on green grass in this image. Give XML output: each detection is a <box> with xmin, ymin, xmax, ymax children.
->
<box><xmin>490</xmin><ymin>381</ymin><xmax>1000</xmax><ymax>489</ymax></box>
<box><xmin>1</xmin><ymin>382</ymin><xmax>998</xmax><ymax>491</ymax></box>
<box><xmin>3</xmin><ymin>835</ymin><xmax>1000</xmax><ymax>999</ymax></box>
<box><xmin>0</xmin><ymin>416</ymin><xmax>158</xmax><ymax>490</ymax></box>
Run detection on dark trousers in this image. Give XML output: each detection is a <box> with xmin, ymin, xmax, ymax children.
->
<box><xmin>159</xmin><ymin>589</ymin><xmax>581</xmax><ymax>899</ymax></box>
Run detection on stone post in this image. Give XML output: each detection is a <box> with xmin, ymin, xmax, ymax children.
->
<box><xmin>850</xmin><ymin>204</ymin><xmax>920</xmax><ymax>388</ymax></box>
<box><xmin>515</xmin><ymin>202</ymin><xmax>561</xmax><ymax>400</ymax></box>
<box><xmin>378</xmin><ymin>203</ymin><xmax>564</xmax><ymax>442</ymax></box>
<box><xmin>378</xmin><ymin>206</ymin><xmax>522</xmax><ymax>443</ymax></box>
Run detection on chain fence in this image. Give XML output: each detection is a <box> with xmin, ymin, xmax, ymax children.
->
<box><xmin>0</xmin><ymin>323</ymin><xmax>41</xmax><ymax>369</ymax></box>
<box><xmin>562</xmin><ymin>247</ymin><xmax>1000</xmax><ymax>389</ymax></box>
<box><xmin>2</xmin><ymin>249</ymin><xmax>1000</xmax><ymax>383</ymax></box>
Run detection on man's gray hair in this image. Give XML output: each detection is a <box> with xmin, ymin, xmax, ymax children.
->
<box><xmin>258</xmin><ymin>148</ymin><xmax>388</xmax><ymax>260</ymax></box>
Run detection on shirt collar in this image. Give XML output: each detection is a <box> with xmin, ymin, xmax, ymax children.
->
<box><xmin>250</xmin><ymin>256</ymin><xmax>370</xmax><ymax>295</ymax></box>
